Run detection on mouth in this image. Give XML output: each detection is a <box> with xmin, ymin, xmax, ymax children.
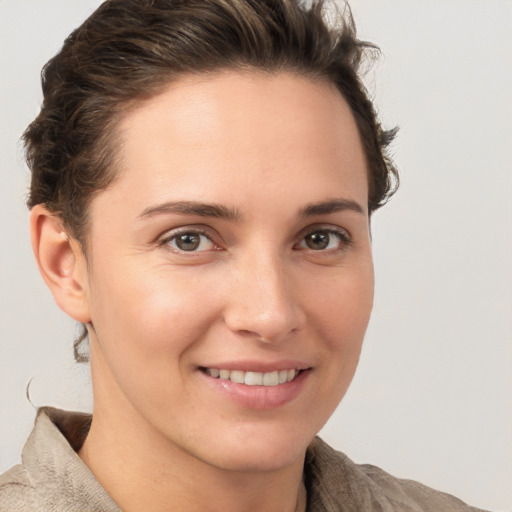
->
<box><xmin>198</xmin><ymin>364</ymin><xmax>311</xmax><ymax>409</ymax></box>
<box><xmin>199</xmin><ymin>367</ymin><xmax>304</xmax><ymax>386</ymax></box>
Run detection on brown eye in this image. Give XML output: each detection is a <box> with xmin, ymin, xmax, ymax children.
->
<box><xmin>165</xmin><ymin>231</ymin><xmax>215</xmax><ymax>252</ymax></box>
<box><xmin>298</xmin><ymin>229</ymin><xmax>348</xmax><ymax>251</ymax></box>
<box><xmin>304</xmin><ymin>231</ymin><xmax>330</xmax><ymax>250</ymax></box>
<box><xmin>175</xmin><ymin>233</ymin><xmax>201</xmax><ymax>251</ymax></box>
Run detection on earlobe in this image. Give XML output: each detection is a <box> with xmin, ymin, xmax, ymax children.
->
<box><xmin>30</xmin><ymin>205</ymin><xmax>91</xmax><ymax>324</ymax></box>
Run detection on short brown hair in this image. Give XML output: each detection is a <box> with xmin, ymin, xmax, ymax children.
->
<box><xmin>25</xmin><ymin>0</ymin><xmax>398</xmax><ymax>245</ymax></box>
<box><xmin>24</xmin><ymin>0</ymin><xmax>398</xmax><ymax>361</ymax></box>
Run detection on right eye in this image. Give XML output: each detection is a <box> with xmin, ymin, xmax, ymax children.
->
<box><xmin>163</xmin><ymin>231</ymin><xmax>216</xmax><ymax>253</ymax></box>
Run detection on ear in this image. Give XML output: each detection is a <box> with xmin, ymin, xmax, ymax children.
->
<box><xmin>30</xmin><ymin>205</ymin><xmax>91</xmax><ymax>324</ymax></box>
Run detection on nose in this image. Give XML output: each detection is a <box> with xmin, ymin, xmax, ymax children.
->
<box><xmin>223</xmin><ymin>252</ymin><xmax>305</xmax><ymax>344</ymax></box>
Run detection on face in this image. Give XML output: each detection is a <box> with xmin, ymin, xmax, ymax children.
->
<box><xmin>81</xmin><ymin>71</ymin><xmax>374</xmax><ymax>473</ymax></box>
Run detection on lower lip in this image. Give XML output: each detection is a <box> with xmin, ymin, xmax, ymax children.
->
<box><xmin>199</xmin><ymin>369</ymin><xmax>311</xmax><ymax>410</ymax></box>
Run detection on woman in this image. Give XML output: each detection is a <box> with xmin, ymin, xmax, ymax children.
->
<box><xmin>0</xmin><ymin>1</ymin><xmax>496</xmax><ymax>510</ymax></box>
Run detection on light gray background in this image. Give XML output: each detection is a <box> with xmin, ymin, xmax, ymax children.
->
<box><xmin>1</xmin><ymin>1</ymin><xmax>510</xmax><ymax>510</ymax></box>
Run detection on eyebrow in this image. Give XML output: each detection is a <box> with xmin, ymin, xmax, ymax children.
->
<box><xmin>137</xmin><ymin>197</ymin><xmax>364</xmax><ymax>222</ymax></box>
<box><xmin>299</xmin><ymin>198</ymin><xmax>364</xmax><ymax>217</ymax></box>
<box><xmin>137</xmin><ymin>201</ymin><xmax>242</xmax><ymax>221</ymax></box>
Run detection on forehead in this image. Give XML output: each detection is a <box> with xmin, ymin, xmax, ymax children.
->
<box><xmin>93</xmin><ymin>71</ymin><xmax>368</xmax><ymax>221</ymax></box>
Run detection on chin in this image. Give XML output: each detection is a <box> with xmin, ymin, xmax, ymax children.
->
<box><xmin>196</xmin><ymin>423</ymin><xmax>316</xmax><ymax>474</ymax></box>
<box><xmin>208</xmin><ymin>446</ymin><xmax>308</xmax><ymax>474</ymax></box>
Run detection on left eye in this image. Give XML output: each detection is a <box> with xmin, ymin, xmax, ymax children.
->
<box><xmin>166</xmin><ymin>232</ymin><xmax>215</xmax><ymax>252</ymax></box>
<box><xmin>298</xmin><ymin>229</ymin><xmax>346</xmax><ymax>251</ymax></box>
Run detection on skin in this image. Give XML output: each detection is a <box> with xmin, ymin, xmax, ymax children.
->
<box><xmin>31</xmin><ymin>71</ymin><xmax>374</xmax><ymax>512</ymax></box>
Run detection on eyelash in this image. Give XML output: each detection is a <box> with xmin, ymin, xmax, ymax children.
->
<box><xmin>158</xmin><ymin>226</ymin><xmax>352</xmax><ymax>254</ymax></box>
<box><xmin>295</xmin><ymin>227</ymin><xmax>352</xmax><ymax>252</ymax></box>
<box><xmin>159</xmin><ymin>228</ymin><xmax>218</xmax><ymax>254</ymax></box>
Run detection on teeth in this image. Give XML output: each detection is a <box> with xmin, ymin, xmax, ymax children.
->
<box><xmin>205</xmin><ymin>368</ymin><xmax>300</xmax><ymax>386</ymax></box>
<box><xmin>230</xmin><ymin>370</ymin><xmax>245</xmax><ymax>384</ymax></box>
<box><xmin>244</xmin><ymin>372</ymin><xmax>263</xmax><ymax>386</ymax></box>
<box><xmin>263</xmin><ymin>371</ymin><xmax>279</xmax><ymax>386</ymax></box>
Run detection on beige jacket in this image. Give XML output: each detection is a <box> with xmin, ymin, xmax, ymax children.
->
<box><xmin>0</xmin><ymin>407</ymin><xmax>489</xmax><ymax>511</ymax></box>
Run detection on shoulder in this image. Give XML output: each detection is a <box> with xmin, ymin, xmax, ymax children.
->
<box><xmin>306</xmin><ymin>437</ymin><xmax>489</xmax><ymax>512</ymax></box>
<box><xmin>0</xmin><ymin>463</ymin><xmax>40</xmax><ymax>512</ymax></box>
<box><xmin>0</xmin><ymin>407</ymin><xmax>120</xmax><ymax>512</ymax></box>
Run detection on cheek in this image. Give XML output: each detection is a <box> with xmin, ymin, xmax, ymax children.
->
<box><xmin>88</xmin><ymin>261</ymin><xmax>222</xmax><ymax>359</ymax></box>
<box><xmin>305</xmin><ymin>259</ymin><xmax>374</xmax><ymax>393</ymax></box>
<box><xmin>86</xmin><ymin>263</ymin><xmax>224</xmax><ymax>411</ymax></box>
<box><xmin>308</xmin><ymin>261</ymin><xmax>374</xmax><ymax>343</ymax></box>
<box><xmin>289</xmin><ymin>261</ymin><xmax>374</xmax><ymax>434</ymax></box>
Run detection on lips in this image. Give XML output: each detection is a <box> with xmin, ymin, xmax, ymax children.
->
<box><xmin>202</xmin><ymin>368</ymin><xmax>300</xmax><ymax>386</ymax></box>
<box><xmin>198</xmin><ymin>361</ymin><xmax>311</xmax><ymax>409</ymax></box>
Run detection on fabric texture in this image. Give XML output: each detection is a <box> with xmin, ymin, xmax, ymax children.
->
<box><xmin>0</xmin><ymin>407</ymin><xmax>489</xmax><ymax>512</ymax></box>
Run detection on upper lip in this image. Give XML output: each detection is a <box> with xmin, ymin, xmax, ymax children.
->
<box><xmin>199</xmin><ymin>360</ymin><xmax>312</xmax><ymax>373</ymax></box>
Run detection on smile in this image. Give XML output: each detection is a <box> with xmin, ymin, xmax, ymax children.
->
<box><xmin>202</xmin><ymin>368</ymin><xmax>301</xmax><ymax>386</ymax></box>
